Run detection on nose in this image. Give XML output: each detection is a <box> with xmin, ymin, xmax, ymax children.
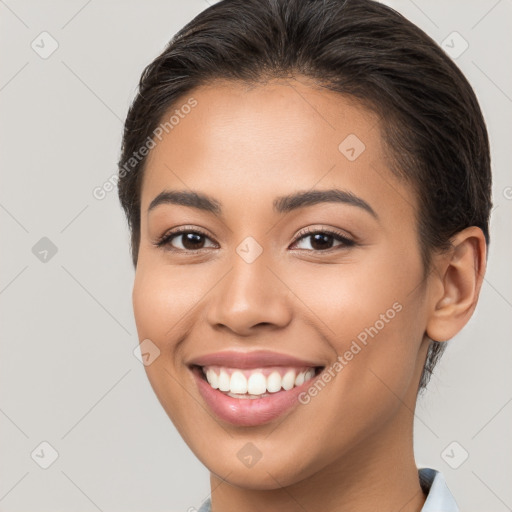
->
<box><xmin>206</xmin><ymin>251</ymin><xmax>292</xmax><ymax>337</ymax></box>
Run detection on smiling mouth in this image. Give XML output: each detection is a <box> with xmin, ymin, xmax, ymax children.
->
<box><xmin>191</xmin><ymin>364</ymin><xmax>325</xmax><ymax>399</ymax></box>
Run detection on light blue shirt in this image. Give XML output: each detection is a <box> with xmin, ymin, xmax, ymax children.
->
<box><xmin>196</xmin><ymin>468</ymin><xmax>459</xmax><ymax>512</ymax></box>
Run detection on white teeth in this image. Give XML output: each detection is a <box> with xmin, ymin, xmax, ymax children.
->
<box><xmin>230</xmin><ymin>371</ymin><xmax>248</xmax><ymax>394</ymax></box>
<box><xmin>218</xmin><ymin>370</ymin><xmax>231</xmax><ymax>392</ymax></box>
<box><xmin>282</xmin><ymin>370</ymin><xmax>296</xmax><ymax>390</ymax></box>
<box><xmin>294</xmin><ymin>371</ymin><xmax>305</xmax><ymax>387</ymax></box>
<box><xmin>203</xmin><ymin>366</ymin><xmax>319</xmax><ymax>396</ymax></box>
<box><xmin>247</xmin><ymin>372</ymin><xmax>267</xmax><ymax>395</ymax></box>
<box><xmin>206</xmin><ymin>368</ymin><xmax>219</xmax><ymax>389</ymax></box>
<box><xmin>266</xmin><ymin>371</ymin><xmax>282</xmax><ymax>393</ymax></box>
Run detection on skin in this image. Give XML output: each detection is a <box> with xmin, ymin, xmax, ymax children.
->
<box><xmin>132</xmin><ymin>77</ymin><xmax>486</xmax><ymax>512</ymax></box>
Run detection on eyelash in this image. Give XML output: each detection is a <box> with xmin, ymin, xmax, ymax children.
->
<box><xmin>154</xmin><ymin>225</ymin><xmax>356</xmax><ymax>253</ymax></box>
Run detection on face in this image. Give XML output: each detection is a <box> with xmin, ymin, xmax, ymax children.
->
<box><xmin>133</xmin><ymin>78</ymin><xmax>432</xmax><ymax>489</ymax></box>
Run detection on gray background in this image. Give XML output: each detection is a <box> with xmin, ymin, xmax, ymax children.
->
<box><xmin>0</xmin><ymin>0</ymin><xmax>511</xmax><ymax>511</ymax></box>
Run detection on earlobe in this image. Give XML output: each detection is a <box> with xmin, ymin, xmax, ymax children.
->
<box><xmin>426</xmin><ymin>227</ymin><xmax>487</xmax><ymax>342</ymax></box>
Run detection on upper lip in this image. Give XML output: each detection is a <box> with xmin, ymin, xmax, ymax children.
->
<box><xmin>187</xmin><ymin>350</ymin><xmax>324</xmax><ymax>369</ymax></box>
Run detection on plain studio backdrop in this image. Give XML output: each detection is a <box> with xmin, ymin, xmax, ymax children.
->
<box><xmin>0</xmin><ymin>1</ymin><xmax>511</xmax><ymax>511</ymax></box>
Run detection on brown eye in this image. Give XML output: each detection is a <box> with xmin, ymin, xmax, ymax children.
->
<box><xmin>291</xmin><ymin>229</ymin><xmax>355</xmax><ymax>252</ymax></box>
<box><xmin>176</xmin><ymin>232</ymin><xmax>207</xmax><ymax>250</ymax></box>
<box><xmin>156</xmin><ymin>229</ymin><xmax>217</xmax><ymax>251</ymax></box>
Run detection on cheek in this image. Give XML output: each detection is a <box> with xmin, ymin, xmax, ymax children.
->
<box><xmin>131</xmin><ymin>265</ymin><xmax>203</xmax><ymax>426</ymax></box>
<box><xmin>278</xmin><ymin>264</ymin><xmax>425</xmax><ymax>470</ymax></box>
<box><xmin>287</xmin><ymin>250</ymin><xmax>419</xmax><ymax>339</ymax></box>
<box><xmin>285</xmin><ymin>249</ymin><xmax>425</xmax><ymax>395</ymax></box>
<box><xmin>132</xmin><ymin>262</ymin><xmax>207</xmax><ymax>343</ymax></box>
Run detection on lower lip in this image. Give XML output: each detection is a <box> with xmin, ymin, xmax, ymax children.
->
<box><xmin>191</xmin><ymin>367</ymin><xmax>319</xmax><ymax>427</ymax></box>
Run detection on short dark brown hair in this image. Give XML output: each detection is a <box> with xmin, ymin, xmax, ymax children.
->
<box><xmin>117</xmin><ymin>0</ymin><xmax>492</xmax><ymax>391</ymax></box>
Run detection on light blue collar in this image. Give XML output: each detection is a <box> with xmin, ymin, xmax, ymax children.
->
<box><xmin>197</xmin><ymin>467</ymin><xmax>459</xmax><ymax>511</ymax></box>
<box><xmin>419</xmin><ymin>467</ymin><xmax>460</xmax><ymax>511</ymax></box>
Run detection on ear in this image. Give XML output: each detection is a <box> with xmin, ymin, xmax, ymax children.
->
<box><xmin>426</xmin><ymin>226</ymin><xmax>487</xmax><ymax>342</ymax></box>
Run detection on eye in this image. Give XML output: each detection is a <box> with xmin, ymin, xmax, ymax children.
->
<box><xmin>155</xmin><ymin>227</ymin><xmax>218</xmax><ymax>251</ymax></box>
<box><xmin>290</xmin><ymin>227</ymin><xmax>355</xmax><ymax>252</ymax></box>
<box><xmin>154</xmin><ymin>225</ymin><xmax>355</xmax><ymax>253</ymax></box>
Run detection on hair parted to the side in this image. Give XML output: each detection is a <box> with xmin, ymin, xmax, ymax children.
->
<box><xmin>117</xmin><ymin>0</ymin><xmax>492</xmax><ymax>392</ymax></box>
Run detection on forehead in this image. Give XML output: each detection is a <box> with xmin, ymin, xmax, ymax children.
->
<box><xmin>141</xmin><ymin>78</ymin><xmax>415</xmax><ymax>224</ymax></box>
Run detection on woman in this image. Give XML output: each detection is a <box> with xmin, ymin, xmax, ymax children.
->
<box><xmin>117</xmin><ymin>0</ymin><xmax>491</xmax><ymax>510</ymax></box>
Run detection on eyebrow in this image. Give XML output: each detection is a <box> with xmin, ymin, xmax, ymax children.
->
<box><xmin>148</xmin><ymin>188</ymin><xmax>378</xmax><ymax>219</ymax></box>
